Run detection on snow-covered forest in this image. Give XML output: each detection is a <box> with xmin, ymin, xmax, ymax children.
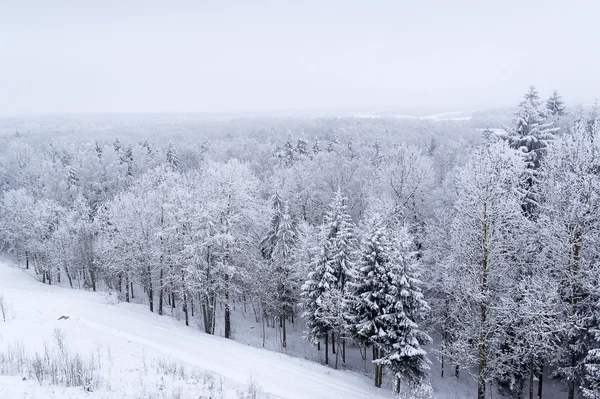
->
<box><xmin>1</xmin><ymin>87</ymin><xmax>599</xmax><ymax>399</ymax></box>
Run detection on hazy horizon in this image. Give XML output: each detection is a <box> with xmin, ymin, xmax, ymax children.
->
<box><xmin>2</xmin><ymin>0</ymin><xmax>599</xmax><ymax>115</ymax></box>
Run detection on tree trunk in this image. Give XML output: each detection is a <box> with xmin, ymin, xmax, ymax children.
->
<box><xmin>181</xmin><ymin>269</ymin><xmax>189</xmax><ymax>326</ymax></box>
<box><xmin>183</xmin><ymin>291</ymin><xmax>189</xmax><ymax>326</ymax></box>
<box><xmin>380</xmin><ymin>349</ymin><xmax>384</xmax><ymax>388</ymax></box>
<box><xmin>396</xmin><ymin>376</ymin><xmax>401</xmax><ymax>394</ymax></box>
<box><xmin>373</xmin><ymin>346</ymin><xmax>384</xmax><ymax>388</ymax></box>
<box><xmin>202</xmin><ymin>293</ymin><xmax>214</xmax><ymax>334</ymax></box>
<box><xmin>373</xmin><ymin>345</ymin><xmax>384</xmax><ymax>388</ymax></box>
<box><xmin>159</xmin><ymin>269</ymin><xmax>164</xmax><ymax>315</ymax></box>
<box><xmin>567</xmin><ymin>381</ymin><xmax>575</xmax><ymax>399</ymax></box>
<box><xmin>359</xmin><ymin>344</ymin><xmax>366</xmax><ymax>360</ymax></box>
<box><xmin>538</xmin><ymin>364</ymin><xmax>543</xmax><ymax>399</ymax></box>
<box><xmin>478</xmin><ymin>202</ymin><xmax>488</xmax><ymax>399</ymax></box>
<box><xmin>325</xmin><ymin>334</ymin><xmax>329</xmax><ymax>365</ymax></box>
<box><xmin>147</xmin><ymin>265</ymin><xmax>154</xmax><ymax>313</ymax></box>
<box><xmin>335</xmin><ymin>333</ymin><xmax>340</xmax><ymax>369</ymax></box>
<box><xmin>373</xmin><ymin>346</ymin><xmax>378</xmax><ymax>387</ymax></box>
<box><xmin>282</xmin><ymin>314</ymin><xmax>287</xmax><ymax>348</ymax></box>
<box><xmin>441</xmin><ymin>350</ymin><xmax>445</xmax><ymax>378</ymax></box>
<box><xmin>64</xmin><ymin>263</ymin><xmax>74</xmax><ymax>288</ymax></box>
<box><xmin>130</xmin><ymin>282</ymin><xmax>134</xmax><ymax>299</ymax></box>
<box><xmin>441</xmin><ymin>333</ymin><xmax>446</xmax><ymax>378</ymax></box>
<box><xmin>529</xmin><ymin>356</ymin><xmax>534</xmax><ymax>399</ymax></box>
<box><xmin>211</xmin><ymin>295</ymin><xmax>216</xmax><ymax>335</ymax></box>
<box><xmin>342</xmin><ymin>339</ymin><xmax>346</xmax><ymax>363</ymax></box>
<box><xmin>224</xmin><ymin>274</ymin><xmax>231</xmax><ymax>339</ymax></box>
<box><xmin>262</xmin><ymin>315</ymin><xmax>266</xmax><ymax>347</ymax></box>
<box><xmin>25</xmin><ymin>251</ymin><xmax>29</xmax><ymax>269</ymax></box>
<box><xmin>331</xmin><ymin>331</ymin><xmax>336</xmax><ymax>354</ymax></box>
<box><xmin>566</xmin><ymin>238</ymin><xmax>580</xmax><ymax>399</ymax></box>
<box><xmin>317</xmin><ymin>341</ymin><xmax>320</xmax><ymax>351</ymax></box>
<box><xmin>89</xmin><ymin>269</ymin><xmax>96</xmax><ymax>292</ymax></box>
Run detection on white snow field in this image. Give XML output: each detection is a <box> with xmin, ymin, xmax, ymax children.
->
<box><xmin>0</xmin><ymin>263</ymin><xmax>391</xmax><ymax>399</ymax></box>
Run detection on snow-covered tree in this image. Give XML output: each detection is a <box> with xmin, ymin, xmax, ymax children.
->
<box><xmin>350</xmin><ymin>214</ymin><xmax>431</xmax><ymax>390</ymax></box>
<box><xmin>259</xmin><ymin>193</ymin><xmax>298</xmax><ymax>348</ymax></box>
<box><xmin>166</xmin><ymin>142</ymin><xmax>180</xmax><ymax>171</ymax></box>
<box><xmin>536</xmin><ymin>111</ymin><xmax>600</xmax><ymax>399</ymax></box>
<box><xmin>300</xmin><ymin>227</ymin><xmax>337</xmax><ymax>363</ymax></box>
<box><xmin>324</xmin><ymin>189</ymin><xmax>356</xmax><ymax>289</ymax></box>
<box><xmin>441</xmin><ymin>141</ymin><xmax>527</xmax><ymax>399</ymax></box>
<box><xmin>546</xmin><ymin>89</ymin><xmax>566</xmax><ymax>117</ymax></box>
<box><xmin>505</xmin><ymin>86</ymin><xmax>558</xmax><ymax>215</ymax></box>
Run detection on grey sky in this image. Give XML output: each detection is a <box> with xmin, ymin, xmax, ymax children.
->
<box><xmin>1</xmin><ymin>0</ymin><xmax>599</xmax><ymax>114</ymax></box>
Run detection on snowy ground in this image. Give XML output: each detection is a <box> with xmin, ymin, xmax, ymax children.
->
<box><xmin>0</xmin><ymin>262</ymin><xmax>391</xmax><ymax>399</ymax></box>
<box><xmin>0</xmin><ymin>262</ymin><xmax>569</xmax><ymax>398</ymax></box>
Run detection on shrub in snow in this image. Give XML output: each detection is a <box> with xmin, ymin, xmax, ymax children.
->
<box><xmin>0</xmin><ymin>294</ymin><xmax>13</xmax><ymax>321</ymax></box>
<box><xmin>394</xmin><ymin>382</ymin><xmax>435</xmax><ymax>399</ymax></box>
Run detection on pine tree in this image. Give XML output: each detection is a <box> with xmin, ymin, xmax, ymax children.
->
<box><xmin>300</xmin><ymin>228</ymin><xmax>337</xmax><ymax>363</ymax></box>
<box><xmin>296</xmin><ymin>137</ymin><xmax>309</xmax><ymax>157</ymax></box>
<box><xmin>584</xmin><ymin>325</ymin><xmax>600</xmax><ymax>398</ymax></box>
<box><xmin>312</xmin><ymin>139</ymin><xmax>320</xmax><ymax>156</ymax></box>
<box><xmin>383</xmin><ymin>227</ymin><xmax>432</xmax><ymax>392</ymax></box>
<box><xmin>350</xmin><ymin>214</ymin><xmax>431</xmax><ymax>390</ymax></box>
<box><xmin>166</xmin><ymin>142</ymin><xmax>180</xmax><ymax>171</ymax></box>
<box><xmin>350</xmin><ymin>214</ymin><xmax>389</xmax><ymax>349</ymax></box>
<box><xmin>546</xmin><ymin>89</ymin><xmax>566</xmax><ymax>117</ymax></box>
<box><xmin>260</xmin><ymin>193</ymin><xmax>285</xmax><ymax>259</ymax></box>
<box><xmin>324</xmin><ymin>188</ymin><xmax>355</xmax><ymax>289</ymax></box>
<box><xmin>279</xmin><ymin>135</ymin><xmax>296</xmax><ymax>167</ymax></box>
<box><xmin>507</xmin><ymin>87</ymin><xmax>557</xmax><ymax>190</ymax></box>
<box><xmin>260</xmin><ymin>193</ymin><xmax>298</xmax><ymax>348</ymax></box>
<box><xmin>301</xmin><ymin>190</ymin><xmax>356</xmax><ymax>365</ymax></box>
<box><xmin>351</xmin><ymin>214</ymin><xmax>391</xmax><ymax>386</ymax></box>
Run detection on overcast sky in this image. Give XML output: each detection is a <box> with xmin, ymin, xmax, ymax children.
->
<box><xmin>1</xmin><ymin>0</ymin><xmax>599</xmax><ymax>115</ymax></box>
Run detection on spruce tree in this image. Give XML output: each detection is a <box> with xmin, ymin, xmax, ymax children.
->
<box><xmin>301</xmin><ymin>190</ymin><xmax>356</xmax><ymax>364</ymax></box>
<box><xmin>324</xmin><ymin>188</ymin><xmax>355</xmax><ymax>289</ymax></box>
<box><xmin>300</xmin><ymin>229</ymin><xmax>336</xmax><ymax>363</ymax></box>
<box><xmin>546</xmin><ymin>89</ymin><xmax>566</xmax><ymax>117</ymax></box>
<box><xmin>383</xmin><ymin>227</ymin><xmax>432</xmax><ymax>392</ymax></box>
<box><xmin>166</xmin><ymin>142</ymin><xmax>180</xmax><ymax>171</ymax></box>
<box><xmin>508</xmin><ymin>86</ymin><xmax>557</xmax><ymax>178</ymax></box>
<box><xmin>351</xmin><ymin>214</ymin><xmax>392</xmax><ymax>387</ymax></box>
<box><xmin>350</xmin><ymin>214</ymin><xmax>431</xmax><ymax>389</ymax></box>
<box><xmin>260</xmin><ymin>193</ymin><xmax>297</xmax><ymax>348</ymax></box>
<box><xmin>584</xmin><ymin>326</ymin><xmax>600</xmax><ymax>398</ymax></box>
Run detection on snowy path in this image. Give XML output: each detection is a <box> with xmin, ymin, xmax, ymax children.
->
<box><xmin>0</xmin><ymin>264</ymin><xmax>390</xmax><ymax>399</ymax></box>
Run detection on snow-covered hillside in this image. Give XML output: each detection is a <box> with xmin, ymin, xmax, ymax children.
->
<box><xmin>0</xmin><ymin>263</ymin><xmax>390</xmax><ymax>399</ymax></box>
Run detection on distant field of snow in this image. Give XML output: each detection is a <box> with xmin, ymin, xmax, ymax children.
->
<box><xmin>352</xmin><ymin>110</ymin><xmax>475</xmax><ymax>121</ymax></box>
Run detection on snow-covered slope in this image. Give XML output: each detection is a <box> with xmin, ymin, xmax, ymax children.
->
<box><xmin>0</xmin><ymin>263</ymin><xmax>391</xmax><ymax>399</ymax></box>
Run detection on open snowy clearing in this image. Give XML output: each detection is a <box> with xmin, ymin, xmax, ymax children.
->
<box><xmin>0</xmin><ymin>263</ymin><xmax>391</xmax><ymax>399</ymax></box>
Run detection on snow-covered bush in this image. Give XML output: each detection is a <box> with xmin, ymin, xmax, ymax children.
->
<box><xmin>0</xmin><ymin>293</ymin><xmax>13</xmax><ymax>321</ymax></box>
<box><xmin>394</xmin><ymin>382</ymin><xmax>435</xmax><ymax>399</ymax></box>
